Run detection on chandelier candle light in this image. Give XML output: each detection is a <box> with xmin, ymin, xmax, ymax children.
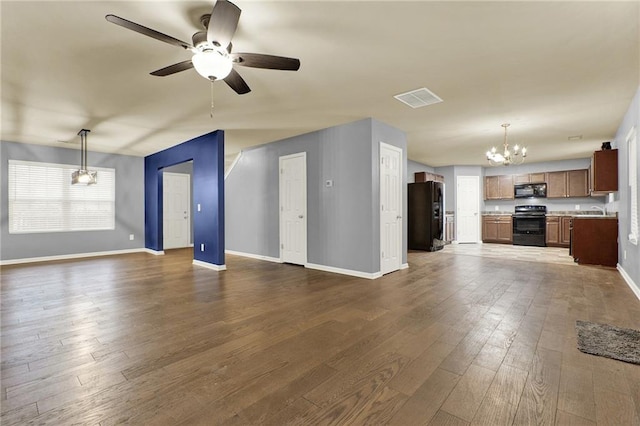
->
<box><xmin>486</xmin><ymin>123</ymin><xmax>527</xmax><ymax>166</ymax></box>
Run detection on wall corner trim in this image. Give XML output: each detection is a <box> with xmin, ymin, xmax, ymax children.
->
<box><xmin>193</xmin><ymin>259</ymin><xmax>226</xmax><ymax>271</ymax></box>
<box><xmin>617</xmin><ymin>264</ymin><xmax>640</xmax><ymax>301</ymax></box>
<box><xmin>305</xmin><ymin>262</ymin><xmax>383</xmax><ymax>280</ymax></box>
<box><xmin>144</xmin><ymin>249</ymin><xmax>165</xmax><ymax>256</ymax></box>
<box><xmin>400</xmin><ymin>263</ymin><xmax>409</xmax><ymax>270</ymax></box>
<box><xmin>225</xmin><ymin>250</ymin><xmax>282</xmax><ymax>263</ymax></box>
<box><xmin>0</xmin><ymin>248</ymin><xmax>147</xmax><ymax>266</ymax></box>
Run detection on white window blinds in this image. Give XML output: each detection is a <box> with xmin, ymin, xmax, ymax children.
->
<box><xmin>628</xmin><ymin>127</ymin><xmax>638</xmax><ymax>245</ymax></box>
<box><xmin>8</xmin><ymin>160</ymin><xmax>115</xmax><ymax>234</ymax></box>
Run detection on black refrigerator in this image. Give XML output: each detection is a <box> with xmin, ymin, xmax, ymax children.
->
<box><xmin>408</xmin><ymin>181</ymin><xmax>445</xmax><ymax>251</ymax></box>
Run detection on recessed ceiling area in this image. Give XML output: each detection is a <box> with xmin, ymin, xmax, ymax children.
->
<box><xmin>1</xmin><ymin>1</ymin><xmax>638</xmax><ymax>167</ymax></box>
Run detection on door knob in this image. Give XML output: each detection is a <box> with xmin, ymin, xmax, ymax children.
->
<box><xmin>298</xmin><ymin>214</ymin><xmax>304</xmax><ymax>219</ymax></box>
<box><xmin>396</xmin><ymin>215</ymin><xmax>402</xmax><ymax>219</ymax></box>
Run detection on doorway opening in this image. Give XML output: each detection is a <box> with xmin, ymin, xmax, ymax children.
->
<box><xmin>162</xmin><ymin>161</ymin><xmax>193</xmax><ymax>251</ymax></box>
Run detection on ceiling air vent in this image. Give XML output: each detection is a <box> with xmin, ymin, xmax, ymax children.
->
<box><xmin>394</xmin><ymin>87</ymin><xmax>443</xmax><ymax>109</ymax></box>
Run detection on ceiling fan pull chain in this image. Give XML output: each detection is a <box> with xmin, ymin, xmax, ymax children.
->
<box><xmin>210</xmin><ymin>79</ymin><xmax>215</xmax><ymax>118</ymax></box>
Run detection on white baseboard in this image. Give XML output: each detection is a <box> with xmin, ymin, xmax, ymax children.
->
<box><xmin>0</xmin><ymin>248</ymin><xmax>148</xmax><ymax>266</ymax></box>
<box><xmin>144</xmin><ymin>249</ymin><xmax>165</xmax><ymax>256</ymax></box>
<box><xmin>225</xmin><ymin>249</ymin><xmax>282</xmax><ymax>263</ymax></box>
<box><xmin>401</xmin><ymin>263</ymin><xmax>409</xmax><ymax>270</ymax></box>
<box><xmin>305</xmin><ymin>262</ymin><xmax>382</xmax><ymax>280</ymax></box>
<box><xmin>617</xmin><ymin>264</ymin><xmax>640</xmax><ymax>301</ymax></box>
<box><xmin>192</xmin><ymin>260</ymin><xmax>226</xmax><ymax>271</ymax></box>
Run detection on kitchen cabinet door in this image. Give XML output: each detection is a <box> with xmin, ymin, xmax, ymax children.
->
<box><xmin>498</xmin><ymin>175</ymin><xmax>514</xmax><ymax>199</ymax></box>
<box><xmin>546</xmin><ymin>171</ymin><xmax>567</xmax><ymax>198</ymax></box>
<box><xmin>482</xmin><ymin>217</ymin><xmax>498</xmax><ymax>241</ymax></box>
<box><xmin>496</xmin><ymin>217</ymin><xmax>513</xmax><ymax>242</ymax></box>
<box><xmin>546</xmin><ymin>216</ymin><xmax>560</xmax><ymax>245</ymax></box>
<box><xmin>561</xmin><ymin>216</ymin><xmax>572</xmax><ymax>245</ymax></box>
<box><xmin>529</xmin><ymin>172</ymin><xmax>546</xmax><ymax>183</ymax></box>
<box><xmin>591</xmin><ymin>149</ymin><xmax>618</xmax><ymax>194</ymax></box>
<box><xmin>567</xmin><ymin>170</ymin><xmax>589</xmax><ymax>197</ymax></box>
<box><xmin>484</xmin><ymin>176</ymin><xmax>500</xmax><ymax>200</ymax></box>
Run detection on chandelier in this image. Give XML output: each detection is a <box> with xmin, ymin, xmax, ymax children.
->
<box><xmin>486</xmin><ymin>123</ymin><xmax>527</xmax><ymax>166</ymax></box>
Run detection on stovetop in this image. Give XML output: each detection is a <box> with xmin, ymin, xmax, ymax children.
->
<box><xmin>514</xmin><ymin>205</ymin><xmax>547</xmax><ymax>216</ymax></box>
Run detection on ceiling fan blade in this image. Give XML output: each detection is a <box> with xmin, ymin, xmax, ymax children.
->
<box><xmin>224</xmin><ymin>68</ymin><xmax>251</xmax><ymax>94</ymax></box>
<box><xmin>150</xmin><ymin>60</ymin><xmax>194</xmax><ymax>77</ymax></box>
<box><xmin>207</xmin><ymin>0</ymin><xmax>241</xmax><ymax>48</ymax></box>
<box><xmin>106</xmin><ymin>14</ymin><xmax>193</xmax><ymax>50</ymax></box>
<box><xmin>231</xmin><ymin>53</ymin><xmax>300</xmax><ymax>71</ymax></box>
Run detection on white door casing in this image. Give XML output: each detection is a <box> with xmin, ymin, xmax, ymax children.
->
<box><xmin>163</xmin><ymin>172</ymin><xmax>191</xmax><ymax>249</ymax></box>
<box><xmin>380</xmin><ymin>142</ymin><xmax>403</xmax><ymax>275</ymax></box>
<box><xmin>279</xmin><ymin>152</ymin><xmax>307</xmax><ymax>265</ymax></box>
<box><xmin>456</xmin><ymin>175</ymin><xmax>480</xmax><ymax>243</ymax></box>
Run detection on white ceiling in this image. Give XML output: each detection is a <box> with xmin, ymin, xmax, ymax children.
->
<box><xmin>2</xmin><ymin>1</ymin><xmax>639</xmax><ymax>167</ymax></box>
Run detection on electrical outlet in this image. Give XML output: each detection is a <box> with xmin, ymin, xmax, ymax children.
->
<box><xmin>624</xmin><ymin>250</ymin><xmax>627</xmax><ymax>260</ymax></box>
<box><xmin>200</xmin><ymin>243</ymin><xmax>205</xmax><ymax>252</ymax></box>
<box><xmin>129</xmin><ymin>234</ymin><xmax>134</xmax><ymax>241</ymax></box>
<box><xmin>575</xmin><ymin>204</ymin><xmax>580</xmax><ymax>210</ymax></box>
<box><xmin>494</xmin><ymin>206</ymin><xmax>499</xmax><ymax>211</ymax></box>
<box><xmin>197</xmin><ymin>204</ymin><xmax>201</xmax><ymax>212</ymax></box>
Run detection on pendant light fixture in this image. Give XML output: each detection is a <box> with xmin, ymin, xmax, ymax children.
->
<box><xmin>71</xmin><ymin>129</ymin><xmax>97</xmax><ymax>185</ymax></box>
<box><xmin>486</xmin><ymin>123</ymin><xmax>527</xmax><ymax>166</ymax></box>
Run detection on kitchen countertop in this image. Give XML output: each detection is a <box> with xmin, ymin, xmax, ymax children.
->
<box><xmin>482</xmin><ymin>211</ymin><xmax>618</xmax><ymax>218</ymax></box>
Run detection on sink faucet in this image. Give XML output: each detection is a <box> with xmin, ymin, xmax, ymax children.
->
<box><xmin>591</xmin><ymin>206</ymin><xmax>606</xmax><ymax>215</ymax></box>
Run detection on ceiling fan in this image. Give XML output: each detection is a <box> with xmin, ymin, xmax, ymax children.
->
<box><xmin>106</xmin><ymin>0</ymin><xmax>300</xmax><ymax>95</ymax></box>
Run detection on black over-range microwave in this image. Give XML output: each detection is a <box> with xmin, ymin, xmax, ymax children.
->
<box><xmin>514</xmin><ymin>183</ymin><xmax>547</xmax><ymax>198</ymax></box>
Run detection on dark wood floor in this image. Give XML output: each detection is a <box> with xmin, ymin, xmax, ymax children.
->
<box><xmin>1</xmin><ymin>247</ymin><xmax>639</xmax><ymax>425</ymax></box>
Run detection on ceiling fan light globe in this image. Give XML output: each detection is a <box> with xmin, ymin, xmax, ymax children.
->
<box><xmin>192</xmin><ymin>50</ymin><xmax>232</xmax><ymax>80</ymax></box>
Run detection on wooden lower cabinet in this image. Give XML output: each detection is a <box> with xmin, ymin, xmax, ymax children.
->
<box><xmin>546</xmin><ymin>215</ymin><xmax>572</xmax><ymax>248</ymax></box>
<box><xmin>482</xmin><ymin>215</ymin><xmax>512</xmax><ymax>244</ymax></box>
<box><xmin>561</xmin><ymin>216</ymin><xmax>572</xmax><ymax>245</ymax></box>
<box><xmin>572</xmin><ymin>218</ymin><xmax>618</xmax><ymax>267</ymax></box>
<box><xmin>546</xmin><ymin>216</ymin><xmax>561</xmax><ymax>246</ymax></box>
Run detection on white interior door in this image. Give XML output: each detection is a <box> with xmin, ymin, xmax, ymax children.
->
<box><xmin>280</xmin><ymin>153</ymin><xmax>307</xmax><ymax>265</ymax></box>
<box><xmin>163</xmin><ymin>172</ymin><xmax>191</xmax><ymax>249</ymax></box>
<box><xmin>456</xmin><ymin>175</ymin><xmax>480</xmax><ymax>243</ymax></box>
<box><xmin>380</xmin><ymin>142</ymin><xmax>403</xmax><ymax>275</ymax></box>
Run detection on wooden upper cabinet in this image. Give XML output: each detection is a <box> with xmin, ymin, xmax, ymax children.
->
<box><xmin>415</xmin><ymin>171</ymin><xmax>444</xmax><ymax>183</ymax></box>
<box><xmin>498</xmin><ymin>175</ymin><xmax>514</xmax><ymax>199</ymax></box>
<box><xmin>529</xmin><ymin>172</ymin><xmax>546</xmax><ymax>183</ymax></box>
<box><xmin>567</xmin><ymin>169</ymin><xmax>589</xmax><ymax>197</ymax></box>
<box><xmin>591</xmin><ymin>149</ymin><xmax>618</xmax><ymax>194</ymax></box>
<box><xmin>546</xmin><ymin>169</ymin><xmax>589</xmax><ymax>198</ymax></box>
<box><xmin>514</xmin><ymin>173</ymin><xmax>546</xmax><ymax>184</ymax></box>
<box><xmin>484</xmin><ymin>176</ymin><xmax>500</xmax><ymax>200</ymax></box>
<box><xmin>484</xmin><ymin>175</ymin><xmax>514</xmax><ymax>200</ymax></box>
<box><xmin>546</xmin><ymin>171</ymin><xmax>568</xmax><ymax>198</ymax></box>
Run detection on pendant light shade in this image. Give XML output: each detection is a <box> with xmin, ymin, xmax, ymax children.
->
<box><xmin>71</xmin><ymin>129</ymin><xmax>97</xmax><ymax>185</ymax></box>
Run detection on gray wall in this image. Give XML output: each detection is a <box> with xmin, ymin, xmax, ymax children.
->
<box><xmin>614</xmin><ymin>86</ymin><xmax>640</xmax><ymax>288</ymax></box>
<box><xmin>0</xmin><ymin>141</ymin><xmax>145</xmax><ymax>261</ymax></box>
<box><xmin>225</xmin><ymin>118</ymin><xmax>407</xmax><ymax>274</ymax></box>
<box><xmin>407</xmin><ymin>160</ymin><xmax>435</xmax><ymax>183</ymax></box>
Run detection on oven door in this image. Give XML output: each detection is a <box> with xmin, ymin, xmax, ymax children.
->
<box><xmin>512</xmin><ymin>216</ymin><xmax>546</xmax><ymax>246</ymax></box>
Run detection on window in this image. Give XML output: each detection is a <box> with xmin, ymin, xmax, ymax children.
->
<box><xmin>8</xmin><ymin>160</ymin><xmax>115</xmax><ymax>234</ymax></box>
<box><xmin>628</xmin><ymin>126</ymin><xmax>638</xmax><ymax>245</ymax></box>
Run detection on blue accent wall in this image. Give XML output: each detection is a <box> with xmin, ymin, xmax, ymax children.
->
<box><xmin>144</xmin><ymin>130</ymin><xmax>225</xmax><ymax>266</ymax></box>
